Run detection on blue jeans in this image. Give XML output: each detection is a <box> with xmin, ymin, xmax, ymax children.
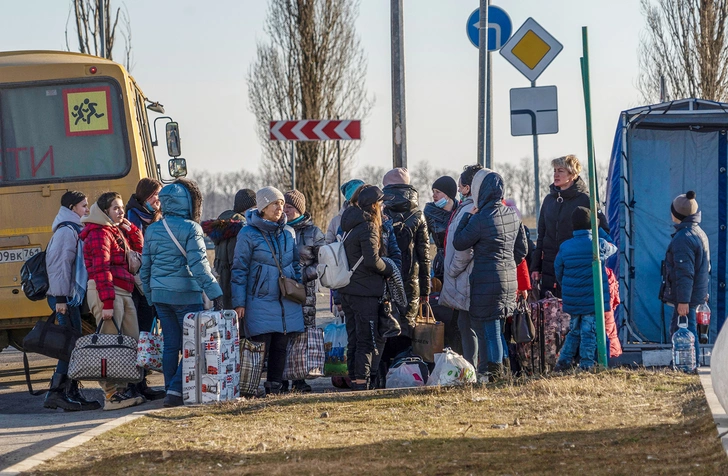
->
<box><xmin>46</xmin><ymin>296</ymin><xmax>82</xmax><ymax>376</ymax></box>
<box><xmin>472</xmin><ymin>318</ymin><xmax>503</xmax><ymax>366</ymax></box>
<box><xmin>557</xmin><ymin>314</ymin><xmax>597</xmax><ymax>370</ymax></box>
<box><xmin>670</xmin><ymin>307</ymin><xmax>700</xmax><ymax>364</ymax></box>
<box><xmin>155</xmin><ymin>303</ymin><xmax>203</xmax><ymax>396</ymax></box>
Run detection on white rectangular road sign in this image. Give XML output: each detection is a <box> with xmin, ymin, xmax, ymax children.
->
<box><xmin>510</xmin><ymin>86</ymin><xmax>558</xmax><ymax>136</ymax></box>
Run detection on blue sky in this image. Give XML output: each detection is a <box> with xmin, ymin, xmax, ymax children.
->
<box><xmin>0</xmin><ymin>1</ymin><xmax>645</xmax><ymax>177</ymax></box>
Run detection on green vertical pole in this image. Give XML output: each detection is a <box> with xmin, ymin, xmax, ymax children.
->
<box><xmin>580</xmin><ymin>27</ymin><xmax>608</xmax><ymax>368</ymax></box>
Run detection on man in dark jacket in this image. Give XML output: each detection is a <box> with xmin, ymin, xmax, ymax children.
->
<box><xmin>661</xmin><ymin>191</ymin><xmax>710</xmax><ymax>362</ymax></box>
<box><xmin>382</xmin><ymin>167</ymin><xmax>431</xmax><ymax>335</ymax></box>
<box><xmin>201</xmin><ymin>189</ymin><xmax>256</xmax><ymax>310</ymax></box>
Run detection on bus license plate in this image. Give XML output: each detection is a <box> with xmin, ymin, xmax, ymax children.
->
<box><xmin>0</xmin><ymin>247</ymin><xmax>42</xmax><ymax>264</ymax></box>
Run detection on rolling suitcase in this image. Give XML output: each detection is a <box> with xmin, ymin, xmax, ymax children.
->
<box><xmin>517</xmin><ymin>293</ymin><xmax>570</xmax><ymax>375</ymax></box>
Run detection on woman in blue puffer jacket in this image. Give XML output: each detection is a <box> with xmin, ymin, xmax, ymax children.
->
<box><xmin>232</xmin><ymin>186</ymin><xmax>305</xmax><ymax>395</ymax></box>
<box><xmin>139</xmin><ymin>178</ymin><xmax>223</xmax><ymax>407</ymax></box>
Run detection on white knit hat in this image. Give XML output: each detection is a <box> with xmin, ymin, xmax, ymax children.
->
<box><xmin>256</xmin><ymin>186</ymin><xmax>284</xmax><ymax>211</ymax></box>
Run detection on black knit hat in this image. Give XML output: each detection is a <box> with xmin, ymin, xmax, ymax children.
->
<box><xmin>572</xmin><ymin>206</ymin><xmax>591</xmax><ymax>231</ymax></box>
<box><xmin>432</xmin><ymin>176</ymin><xmax>458</xmax><ymax>201</ymax></box>
<box><xmin>61</xmin><ymin>190</ymin><xmax>86</xmax><ymax>210</ymax></box>
<box><xmin>234</xmin><ymin>189</ymin><xmax>257</xmax><ymax>213</ymax></box>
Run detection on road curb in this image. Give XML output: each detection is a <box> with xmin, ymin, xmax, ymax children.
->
<box><xmin>699</xmin><ymin>368</ymin><xmax>728</xmax><ymax>456</ymax></box>
<box><xmin>0</xmin><ymin>407</ymin><xmax>163</xmax><ymax>476</ymax></box>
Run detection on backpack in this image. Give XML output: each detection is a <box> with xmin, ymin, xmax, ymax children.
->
<box><xmin>20</xmin><ymin>222</ymin><xmax>81</xmax><ymax>302</ymax></box>
<box><xmin>317</xmin><ymin>232</ymin><xmax>364</xmax><ymax>290</ymax></box>
<box><xmin>391</xmin><ymin>211</ymin><xmax>416</xmax><ymax>277</ymax></box>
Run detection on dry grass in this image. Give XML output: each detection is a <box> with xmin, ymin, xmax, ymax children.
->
<box><xmin>28</xmin><ymin>369</ymin><xmax>727</xmax><ymax>475</ymax></box>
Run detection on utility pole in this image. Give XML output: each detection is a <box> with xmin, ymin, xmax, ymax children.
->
<box><xmin>391</xmin><ymin>0</ymin><xmax>407</xmax><ymax>168</ymax></box>
<box><xmin>98</xmin><ymin>0</ymin><xmax>105</xmax><ymax>58</ymax></box>
<box><xmin>477</xmin><ymin>0</ymin><xmax>488</xmax><ymax>167</ymax></box>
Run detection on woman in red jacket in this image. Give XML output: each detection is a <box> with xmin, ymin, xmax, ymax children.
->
<box><xmin>80</xmin><ymin>192</ymin><xmax>145</xmax><ymax>411</ymax></box>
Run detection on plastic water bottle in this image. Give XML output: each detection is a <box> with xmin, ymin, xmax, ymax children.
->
<box><xmin>672</xmin><ymin>315</ymin><xmax>696</xmax><ymax>373</ymax></box>
<box><xmin>696</xmin><ymin>300</ymin><xmax>711</xmax><ymax>344</ymax></box>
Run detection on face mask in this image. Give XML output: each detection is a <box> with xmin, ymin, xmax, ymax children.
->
<box><xmin>144</xmin><ymin>201</ymin><xmax>156</xmax><ymax>213</ymax></box>
<box><xmin>459</xmin><ymin>193</ymin><xmax>467</xmax><ymax>201</ymax></box>
<box><xmin>434</xmin><ymin>198</ymin><xmax>449</xmax><ymax>209</ymax></box>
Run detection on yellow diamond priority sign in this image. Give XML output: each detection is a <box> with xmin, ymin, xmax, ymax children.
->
<box><xmin>500</xmin><ymin>18</ymin><xmax>562</xmax><ymax>82</ymax></box>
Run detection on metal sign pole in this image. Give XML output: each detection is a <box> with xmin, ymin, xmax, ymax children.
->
<box><xmin>531</xmin><ymin>80</ymin><xmax>541</xmax><ymax>220</ymax></box>
<box><xmin>485</xmin><ymin>0</ymin><xmax>493</xmax><ymax>169</ymax></box>
<box><xmin>337</xmin><ymin>140</ymin><xmax>342</xmax><ymax>209</ymax></box>
<box><xmin>291</xmin><ymin>141</ymin><xmax>296</xmax><ymax>190</ymax></box>
<box><xmin>477</xmin><ymin>0</ymin><xmax>489</xmax><ymax>167</ymax></box>
<box><xmin>391</xmin><ymin>0</ymin><xmax>407</xmax><ymax>168</ymax></box>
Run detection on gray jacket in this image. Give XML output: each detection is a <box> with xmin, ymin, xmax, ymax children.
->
<box><xmin>46</xmin><ymin>207</ymin><xmax>83</xmax><ymax>300</ymax></box>
<box><xmin>439</xmin><ymin>197</ymin><xmax>475</xmax><ymax>311</ymax></box>
<box><xmin>325</xmin><ymin>201</ymin><xmax>349</xmax><ymax>244</ymax></box>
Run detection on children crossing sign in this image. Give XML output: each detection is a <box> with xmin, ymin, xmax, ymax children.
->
<box><xmin>500</xmin><ymin>18</ymin><xmax>563</xmax><ymax>82</ymax></box>
<box><xmin>63</xmin><ymin>86</ymin><xmax>112</xmax><ymax>136</ymax></box>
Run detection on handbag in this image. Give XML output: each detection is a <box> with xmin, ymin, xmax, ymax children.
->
<box><xmin>117</xmin><ymin>231</ymin><xmax>141</xmax><ymax>275</ymax></box>
<box><xmin>512</xmin><ymin>296</ymin><xmax>536</xmax><ymax>344</ymax></box>
<box><xmin>239</xmin><ymin>338</ymin><xmax>266</xmax><ymax>397</ymax></box>
<box><xmin>136</xmin><ymin>316</ymin><xmax>164</xmax><ymax>372</ymax></box>
<box><xmin>378</xmin><ymin>300</ymin><xmax>402</xmax><ymax>338</ymax></box>
<box><xmin>282</xmin><ymin>327</ymin><xmax>326</xmax><ymax>380</ymax></box>
<box><xmin>68</xmin><ymin>318</ymin><xmax>143</xmax><ymax>384</ymax></box>
<box><xmin>412</xmin><ymin>302</ymin><xmax>445</xmax><ymax>363</ymax></box>
<box><xmin>260</xmin><ymin>231</ymin><xmax>306</xmax><ymax>305</ymax></box>
<box><xmin>162</xmin><ymin>218</ymin><xmax>213</xmax><ymax>310</ymax></box>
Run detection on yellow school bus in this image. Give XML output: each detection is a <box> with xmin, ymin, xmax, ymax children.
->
<box><xmin>0</xmin><ymin>50</ymin><xmax>186</xmax><ymax>351</ymax></box>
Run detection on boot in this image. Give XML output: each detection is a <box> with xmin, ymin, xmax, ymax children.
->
<box><xmin>291</xmin><ymin>379</ymin><xmax>312</xmax><ymax>393</ymax></box>
<box><xmin>349</xmin><ymin>379</ymin><xmax>369</xmax><ymax>391</ymax></box>
<box><xmin>264</xmin><ymin>381</ymin><xmax>283</xmax><ymax>396</ymax></box>
<box><xmin>66</xmin><ymin>379</ymin><xmax>101</xmax><ymax>411</ymax></box>
<box><xmin>44</xmin><ymin>374</ymin><xmax>82</xmax><ymax>411</ymax></box>
<box><xmin>486</xmin><ymin>362</ymin><xmax>505</xmax><ymax>383</ymax></box>
<box><xmin>136</xmin><ymin>374</ymin><xmax>166</xmax><ymax>401</ymax></box>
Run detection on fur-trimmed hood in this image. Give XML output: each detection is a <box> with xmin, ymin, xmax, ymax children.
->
<box><xmin>159</xmin><ymin>178</ymin><xmax>203</xmax><ymax>223</ymax></box>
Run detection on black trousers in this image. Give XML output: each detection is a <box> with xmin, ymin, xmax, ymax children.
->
<box><xmin>341</xmin><ymin>293</ymin><xmax>381</xmax><ymax>381</ymax></box>
<box><xmin>251</xmin><ymin>332</ymin><xmax>290</xmax><ymax>384</ymax></box>
<box><xmin>132</xmin><ymin>287</ymin><xmax>156</xmax><ymax>333</ymax></box>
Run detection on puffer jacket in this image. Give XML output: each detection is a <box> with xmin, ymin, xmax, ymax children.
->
<box><xmin>125</xmin><ymin>194</ymin><xmax>156</xmax><ymax>235</ymax></box>
<box><xmin>660</xmin><ymin>213</ymin><xmax>711</xmax><ymax>307</ymax></box>
<box><xmin>80</xmin><ymin>203</ymin><xmax>143</xmax><ymax>310</ymax></box>
<box><xmin>339</xmin><ymin>206</ymin><xmax>393</xmax><ymax>297</ymax></box>
<box><xmin>289</xmin><ymin>213</ymin><xmax>326</xmax><ymax>327</ymax></box>
<box><xmin>554</xmin><ymin>229</ymin><xmax>616</xmax><ymax>316</ymax></box>
<box><xmin>140</xmin><ymin>182</ymin><xmax>222</xmax><ymax>306</ymax></box>
<box><xmin>532</xmin><ymin>177</ymin><xmax>591</xmax><ymax>294</ymax></box>
<box><xmin>231</xmin><ymin>209</ymin><xmax>305</xmax><ymax>337</ymax></box>
<box><xmin>424</xmin><ymin>200</ymin><xmax>458</xmax><ymax>280</ymax></box>
<box><xmin>383</xmin><ymin>183</ymin><xmax>431</xmax><ymax>301</ymax></box>
<box><xmin>201</xmin><ymin>210</ymin><xmax>245</xmax><ymax>310</ymax></box>
<box><xmin>439</xmin><ymin>197</ymin><xmax>475</xmax><ymax>311</ymax></box>
<box><xmin>452</xmin><ymin>171</ymin><xmax>528</xmax><ymax>321</ymax></box>
<box><xmin>46</xmin><ymin>207</ymin><xmax>83</xmax><ymax>302</ymax></box>
<box><xmin>326</xmin><ymin>201</ymin><xmax>349</xmax><ymax>244</ymax></box>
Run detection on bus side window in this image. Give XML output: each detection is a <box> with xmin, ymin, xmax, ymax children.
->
<box><xmin>134</xmin><ymin>89</ymin><xmax>157</xmax><ymax>179</ymax></box>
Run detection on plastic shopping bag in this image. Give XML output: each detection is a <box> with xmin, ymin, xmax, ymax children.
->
<box><xmin>323</xmin><ymin>322</ymin><xmax>348</xmax><ymax>377</ymax></box>
<box><xmin>426</xmin><ymin>348</ymin><xmax>476</xmax><ymax>387</ymax></box>
<box><xmin>385</xmin><ymin>356</ymin><xmax>428</xmax><ymax>388</ymax></box>
<box><xmin>136</xmin><ymin>317</ymin><xmax>163</xmax><ymax>372</ymax></box>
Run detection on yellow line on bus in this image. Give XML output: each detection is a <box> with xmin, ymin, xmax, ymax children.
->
<box><xmin>1</xmin><ymin>227</ymin><xmax>52</xmax><ymax>236</ymax></box>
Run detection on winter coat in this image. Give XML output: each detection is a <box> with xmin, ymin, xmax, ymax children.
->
<box><xmin>326</xmin><ymin>201</ymin><xmax>349</xmax><ymax>244</ymax></box>
<box><xmin>605</xmin><ymin>268</ymin><xmax>623</xmax><ymax>358</ymax></box>
<box><xmin>140</xmin><ymin>182</ymin><xmax>222</xmax><ymax>306</ymax></box>
<box><xmin>439</xmin><ymin>197</ymin><xmax>475</xmax><ymax>311</ymax></box>
<box><xmin>201</xmin><ymin>210</ymin><xmax>245</xmax><ymax>310</ymax></box>
<box><xmin>45</xmin><ymin>207</ymin><xmax>83</xmax><ymax>302</ymax></box>
<box><xmin>554</xmin><ymin>229</ymin><xmax>617</xmax><ymax>316</ymax></box>
<box><xmin>339</xmin><ymin>206</ymin><xmax>394</xmax><ymax>297</ymax></box>
<box><xmin>231</xmin><ymin>209</ymin><xmax>305</xmax><ymax>337</ymax></box>
<box><xmin>125</xmin><ymin>194</ymin><xmax>156</xmax><ymax>235</ymax></box>
<box><xmin>383</xmin><ymin>184</ymin><xmax>431</xmax><ymax>300</ymax></box>
<box><xmin>660</xmin><ymin>213</ymin><xmax>711</xmax><ymax>307</ymax></box>
<box><xmin>289</xmin><ymin>213</ymin><xmax>326</xmax><ymax>327</ymax></box>
<box><xmin>452</xmin><ymin>172</ymin><xmax>528</xmax><ymax>321</ymax></box>
<box><xmin>80</xmin><ymin>203</ymin><xmax>143</xmax><ymax>310</ymax></box>
<box><xmin>424</xmin><ymin>201</ymin><xmax>458</xmax><ymax>280</ymax></box>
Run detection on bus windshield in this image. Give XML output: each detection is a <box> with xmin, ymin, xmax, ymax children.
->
<box><xmin>0</xmin><ymin>79</ymin><xmax>130</xmax><ymax>185</ymax></box>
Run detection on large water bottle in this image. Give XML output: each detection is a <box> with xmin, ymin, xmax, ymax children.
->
<box><xmin>672</xmin><ymin>315</ymin><xmax>696</xmax><ymax>373</ymax></box>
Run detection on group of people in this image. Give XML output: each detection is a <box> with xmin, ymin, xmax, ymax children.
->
<box><xmin>40</xmin><ymin>153</ymin><xmax>711</xmax><ymax>411</ymax></box>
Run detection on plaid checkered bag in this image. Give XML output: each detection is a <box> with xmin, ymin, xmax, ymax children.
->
<box><xmin>282</xmin><ymin>327</ymin><xmax>325</xmax><ymax>380</ymax></box>
<box><xmin>239</xmin><ymin>338</ymin><xmax>265</xmax><ymax>397</ymax></box>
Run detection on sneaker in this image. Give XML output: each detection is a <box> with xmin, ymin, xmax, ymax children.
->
<box><xmin>137</xmin><ymin>379</ymin><xmax>166</xmax><ymax>401</ymax></box>
<box><xmin>125</xmin><ymin>383</ymin><xmax>147</xmax><ymax>403</ymax></box>
<box><xmin>163</xmin><ymin>394</ymin><xmax>184</xmax><ymax>407</ymax></box>
<box><xmin>104</xmin><ymin>391</ymin><xmax>144</xmax><ymax>411</ymax></box>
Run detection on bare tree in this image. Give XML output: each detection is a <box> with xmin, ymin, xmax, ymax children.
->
<box><xmin>638</xmin><ymin>0</ymin><xmax>728</xmax><ymax>102</ymax></box>
<box><xmin>65</xmin><ymin>0</ymin><xmax>134</xmax><ymax>71</ymax></box>
<box><xmin>247</xmin><ymin>0</ymin><xmax>372</xmax><ymax>229</ymax></box>
<box><xmin>191</xmin><ymin>168</ymin><xmax>263</xmax><ymax>221</ymax></box>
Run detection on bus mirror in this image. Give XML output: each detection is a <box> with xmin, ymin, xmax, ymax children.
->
<box><xmin>165</xmin><ymin>122</ymin><xmax>181</xmax><ymax>157</ymax></box>
<box><xmin>168</xmin><ymin>158</ymin><xmax>187</xmax><ymax>178</ymax></box>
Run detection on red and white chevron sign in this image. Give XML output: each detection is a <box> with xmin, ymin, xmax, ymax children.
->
<box><xmin>269</xmin><ymin>120</ymin><xmax>361</xmax><ymax>141</ymax></box>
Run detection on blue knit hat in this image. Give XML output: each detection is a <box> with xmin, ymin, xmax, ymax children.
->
<box><xmin>341</xmin><ymin>179</ymin><xmax>365</xmax><ymax>201</ymax></box>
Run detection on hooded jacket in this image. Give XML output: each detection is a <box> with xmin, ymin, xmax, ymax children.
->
<box><xmin>201</xmin><ymin>210</ymin><xmax>245</xmax><ymax>310</ymax></box>
<box><xmin>424</xmin><ymin>200</ymin><xmax>458</xmax><ymax>280</ymax></box>
<box><xmin>382</xmin><ymin>183</ymin><xmax>431</xmax><ymax>300</ymax></box>
<box><xmin>326</xmin><ymin>201</ymin><xmax>349</xmax><ymax>244</ymax></box>
<box><xmin>80</xmin><ymin>203</ymin><xmax>143</xmax><ymax>310</ymax></box>
<box><xmin>289</xmin><ymin>212</ymin><xmax>326</xmax><ymax>327</ymax></box>
<box><xmin>125</xmin><ymin>194</ymin><xmax>156</xmax><ymax>235</ymax></box>
<box><xmin>660</xmin><ymin>212</ymin><xmax>711</xmax><ymax>307</ymax></box>
<box><xmin>231</xmin><ymin>209</ymin><xmax>305</xmax><ymax>337</ymax></box>
<box><xmin>439</xmin><ymin>196</ymin><xmax>475</xmax><ymax>311</ymax></box>
<box><xmin>339</xmin><ymin>206</ymin><xmax>394</xmax><ymax>297</ymax></box>
<box><xmin>140</xmin><ymin>181</ymin><xmax>222</xmax><ymax>306</ymax></box>
<box><xmin>452</xmin><ymin>171</ymin><xmax>528</xmax><ymax>321</ymax></box>
<box><xmin>46</xmin><ymin>206</ymin><xmax>83</xmax><ymax>301</ymax></box>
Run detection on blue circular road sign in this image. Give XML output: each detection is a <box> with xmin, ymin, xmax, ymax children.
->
<box><xmin>467</xmin><ymin>6</ymin><xmax>512</xmax><ymax>51</ymax></box>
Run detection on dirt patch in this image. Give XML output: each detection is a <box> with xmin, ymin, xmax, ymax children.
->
<box><xmin>27</xmin><ymin>369</ymin><xmax>728</xmax><ymax>475</ymax></box>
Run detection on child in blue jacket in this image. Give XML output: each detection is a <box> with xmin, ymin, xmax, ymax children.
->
<box><xmin>553</xmin><ymin>207</ymin><xmax>617</xmax><ymax>371</ymax></box>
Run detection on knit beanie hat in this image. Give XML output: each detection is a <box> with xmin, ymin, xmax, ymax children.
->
<box><xmin>671</xmin><ymin>190</ymin><xmax>699</xmax><ymax>221</ymax></box>
<box><xmin>256</xmin><ymin>186</ymin><xmax>284</xmax><ymax>211</ymax></box>
<box><xmin>284</xmin><ymin>190</ymin><xmax>306</xmax><ymax>215</ymax></box>
<box><xmin>572</xmin><ymin>206</ymin><xmax>592</xmax><ymax>231</ymax></box>
<box><xmin>61</xmin><ymin>190</ymin><xmax>86</xmax><ymax>210</ymax></box>
<box><xmin>432</xmin><ymin>176</ymin><xmax>458</xmax><ymax>201</ymax></box>
<box><xmin>383</xmin><ymin>167</ymin><xmax>410</xmax><ymax>186</ymax></box>
<box><xmin>234</xmin><ymin>188</ymin><xmax>256</xmax><ymax>213</ymax></box>
<box><xmin>341</xmin><ymin>179</ymin><xmax>364</xmax><ymax>201</ymax></box>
